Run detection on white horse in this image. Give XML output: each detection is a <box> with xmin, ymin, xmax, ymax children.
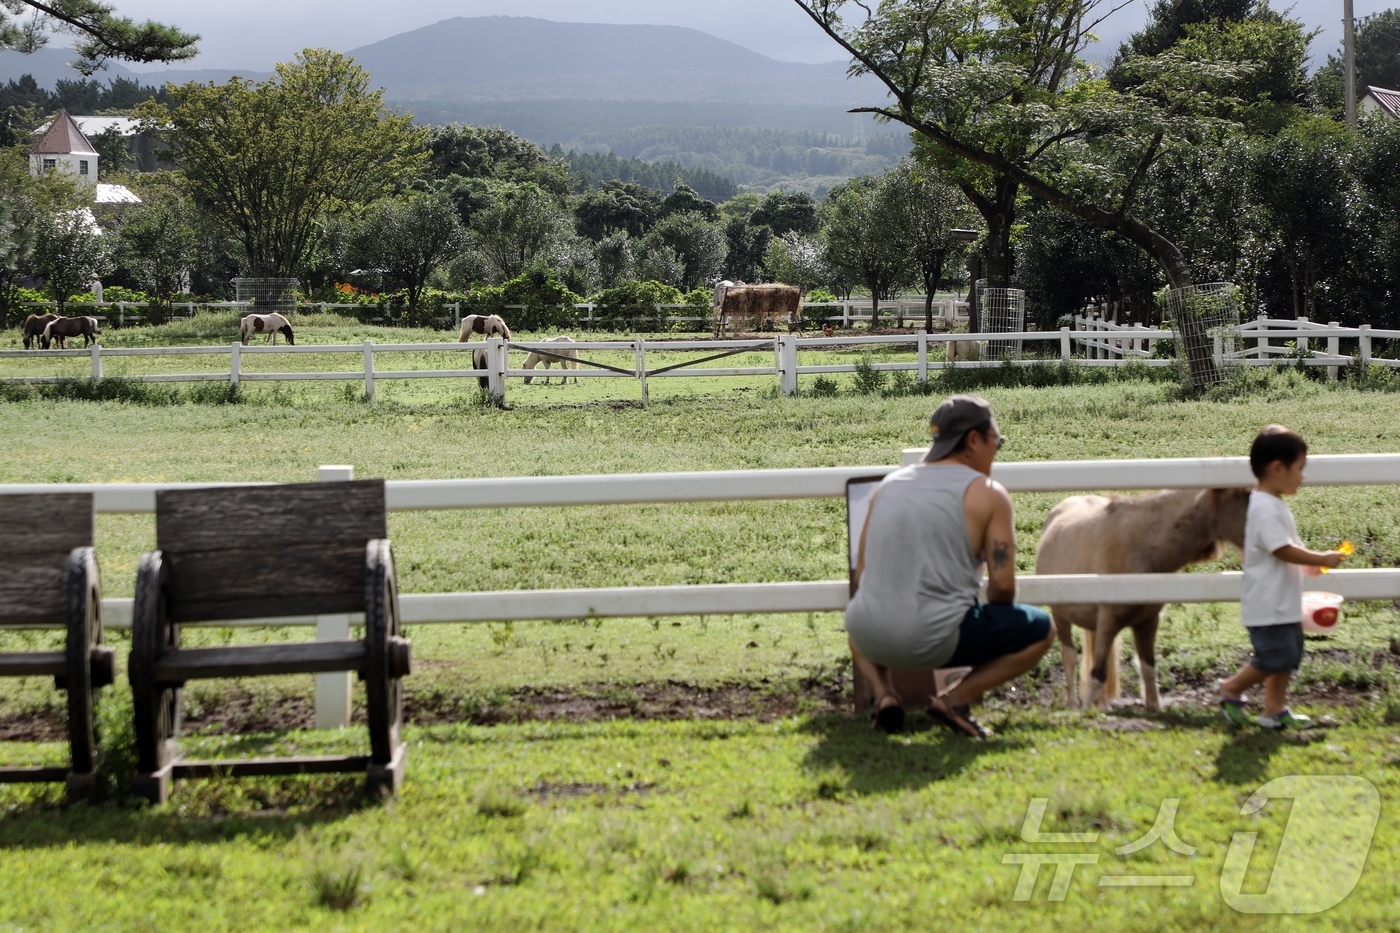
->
<box><xmin>457</xmin><ymin>314</ymin><xmax>512</xmax><ymax>342</ymax></box>
<box><xmin>241</xmin><ymin>312</ymin><xmax>295</xmax><ymax>345</ymax></box>
<box><xmin>523</xmin><ymin>336</ymin><xmax>579</xmax><ymax>384</ymax></box>
<box><xmin>946</xmin><ymin>340</ymin><xmax>983</xmax><ymax>364</ymax></box>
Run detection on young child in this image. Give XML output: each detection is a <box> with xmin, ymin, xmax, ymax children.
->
<box><xmin>1217</xmin><ymin>426</ymin><xmax>1346</xmax><ymax>729</ymax></box>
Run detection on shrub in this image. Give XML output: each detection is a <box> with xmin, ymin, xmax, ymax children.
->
<box><xmin>808</xmin><ymin>376</ymin><xmax>839</xmax><ymax>397</ymax></box>
<box><xmin>851</xmin><ymin>357</ymin><xmax>887</xmax><ymax>395</ymax></box>
<box><xmin>309</xmin><ymin>859</ymin><xmax>364</xmax><ymax>911</ymax></box>
<box><xmin>589</xmin><ymin>280</ymin><xmax>685</xmax><ymax>330</ymax></box>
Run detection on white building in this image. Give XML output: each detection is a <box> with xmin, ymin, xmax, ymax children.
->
<box><xmin>1360</xmin><ymin>86</ymin><xmax>1400</xmax><ymax>120</ymax></box>
<box><xmin>29</xmin><ymin>110</ymin><xmax>98</xmax><ymax>188</ymax></box>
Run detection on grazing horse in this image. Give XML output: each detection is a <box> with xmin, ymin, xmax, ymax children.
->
<box><xmin>457</xmin><ymin>314</ymin><xmax>511</xmax><ymax>342</ymax></box>
<box><xmin>1035</xmin><ymin>487</ymin><xmax>1250</xmax><ymax>711</ymax></box>
<box><xmin>471</xmin><ymin>347</ymin><xmax>490</xmax><ymax>388</ymax></box>
<box><xmin>241</xmin><ymin>312</ymin><xmax>295</xmax><ymax>345</ymax></box>
<box><xmin>41</xmin><ymin>316</ymin><xmax>102</xmax><ymax>349</ymax></box>
<box><xmin>523</xmin><ymin>335</ymin><xmax>579</xmax><ymax>384</ymax></box>
<box><xmin>22</xmin><ymin>313</ymin><xmax>58</xmax><ymax>349</ymax></box>
<box><xmin>946</xmin><ymin>340</ymin><xmax>983</xmax><ymax>364</ymax></box>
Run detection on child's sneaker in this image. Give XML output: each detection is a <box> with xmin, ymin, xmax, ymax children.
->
<box><xmin>1258</xmin><ymin>709</ymin><xmax>1310</xmax><ymax>730</ymax></box>
<box><xmin>1215</xmin><ymin>681</ymin><xmax>1249</xmax><ymax>728</ymax></box>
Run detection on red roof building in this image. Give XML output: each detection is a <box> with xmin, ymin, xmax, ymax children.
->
<box><xmin>28</xmin><ymin>110</ymin><xmax>99</xmax><ymax>188</ymax></box>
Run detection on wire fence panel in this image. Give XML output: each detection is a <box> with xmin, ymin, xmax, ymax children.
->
<box><xmin>976</xmin><ymin>279</ymin><xmax>1026</xmax><ymax>360</ymax></box>
<box><xmin>1160</xmin><ymin>282</ymin><xmax>1241</xmax><ymax>388</ymax></box>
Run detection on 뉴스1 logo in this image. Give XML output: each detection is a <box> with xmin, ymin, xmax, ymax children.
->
<box><xmin>1003</xmin><ymin>774</ymin><xmax>1379</xmax><ymax>913</ymax></box>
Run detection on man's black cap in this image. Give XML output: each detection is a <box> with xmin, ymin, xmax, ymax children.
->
<box><xmin>928</xmin><ymin>395</ymin><xmax>995</xmax><ymax>460</ymax></box>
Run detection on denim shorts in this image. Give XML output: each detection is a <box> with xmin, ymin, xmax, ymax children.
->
<box><xmin>1247</xmin><ymin>622</ymin><xmax>1305</xmax><ymax>674</ymax></box>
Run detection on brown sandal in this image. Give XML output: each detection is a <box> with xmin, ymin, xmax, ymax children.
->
<box><xmin>928</xmin><ymin>696</ymin><xmax>990</xmax><ymax>738</ymax></box>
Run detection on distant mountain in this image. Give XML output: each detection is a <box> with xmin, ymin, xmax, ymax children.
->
<box><xmin>0</xmin><ymin>47</ymin><xmax>271</xmax><ymax>88</ymax></box>
<box><xmin>345</xmin><ymin>16</ymin><xmax>859</xmax><ymax>107</ymax></box>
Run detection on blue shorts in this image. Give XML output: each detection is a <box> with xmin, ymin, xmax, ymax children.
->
<box><xmin>946</xmin><ymin>602</ymin><xmax>1052</xmax><ymax>668</ymax></box>
<box><xmin>1247</xmin><ymin>622</ymin><xmax>1305</xmax><ymax>674</ymax></box>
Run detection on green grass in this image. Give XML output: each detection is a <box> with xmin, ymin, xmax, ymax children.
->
<box><xmin>3</xmin><ymin>319</ymin><xmax>1400</xmax><ymax>928</ymax></box>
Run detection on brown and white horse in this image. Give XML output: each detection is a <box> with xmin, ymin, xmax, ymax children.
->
<box><xmin>1035</xmin><ymin>487</ymin><xmax>1250</xmax><ymax>711</ymax></box>
<box><xmin>523</xmin><ymin>335</ymin><xmax>579</xmax><ymax>384</ymax></box>
<box><xmin>23</xmin><ymin>313</ymin><xmax>58</xmax><ymax>349</ymax></box>
<box><xmin>241</xmin><ymin>312</ymin><xmax>295</xmax><ymax>345</ymax></box>
<box><xmin>457</xmin><ymin>314</ymin><xmax>511</xmax><ymax>342</ymax></box>
<box><xmin>41</xmin><ymin>316</ymin><xmax>102</xmax><ymax>349</ymax></box>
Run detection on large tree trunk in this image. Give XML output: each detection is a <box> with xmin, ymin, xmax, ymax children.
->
<box><xmin>866</xmin><ymin>271</ymin><xmax>881</xmax><ymax>328</ymax></box>
<box><xmin>923</xmin><ymin>259</ymin><xmax>943</xmax><ymax>332</ymax></box>
<box><xmin>959</xmin><ymin>177</ymin><xmax>1017</xmax><ymax>288</ymax></box>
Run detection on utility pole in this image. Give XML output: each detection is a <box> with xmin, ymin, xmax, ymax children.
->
<box><xmin>1345</xmin><ymin>0</ymin><xmax>1358</xmax><ymax>126</ymax></box>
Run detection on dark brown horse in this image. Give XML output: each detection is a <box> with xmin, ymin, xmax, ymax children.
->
<box><xmin>41</xmin><ymin>316</ymin><xmax>102</xmax><ymax>349</ymax></box>
<box><xmin>22</xmin><ymin>313</ymin><xmax>58</xmax><ymax>350</ymax></box>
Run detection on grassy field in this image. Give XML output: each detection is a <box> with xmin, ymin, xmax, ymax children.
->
<box><xmin>1</xmin><ymin>316</ymin><xmax>1399</xmax><ymax>929</ymax></box>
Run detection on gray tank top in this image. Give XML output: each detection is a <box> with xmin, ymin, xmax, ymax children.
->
<box><xmin>844</xmin><ymin>463</ymin><xmax>983</xmax><ymax>670</ymax></box>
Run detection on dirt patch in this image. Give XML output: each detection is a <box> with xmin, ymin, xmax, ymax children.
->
<box><xmin>0</xmin><ymin>710</ymin><xmax>66</xmax><ymax>743</ymax></box>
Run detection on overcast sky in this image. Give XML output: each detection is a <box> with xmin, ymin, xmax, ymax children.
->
<box><xmin>104</xmin><ymin>0</ymin><xmax>1381</xmax><ymax>72</ymax></box>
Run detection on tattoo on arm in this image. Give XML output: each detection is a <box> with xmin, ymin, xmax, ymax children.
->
<box><xmin>990</xmin><ymin>539</ymin><xmax>1011</xmax><ymax>570</ymax></box>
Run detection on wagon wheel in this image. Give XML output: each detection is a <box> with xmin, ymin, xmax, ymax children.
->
<box><xmin>364</xmin><ymin>539</ymin><xmax>407</xmax><ymax>765</ymax></box>
<box><xmin>130</xmin><ymin>551</ymin><xmax>180</xmax><ymax>774</ymax></box>
<box><xmin>65</xmin><ymin>547</ymin><xmax>106</xmax><ymax>775</ymax></box>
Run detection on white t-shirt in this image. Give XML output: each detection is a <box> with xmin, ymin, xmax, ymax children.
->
<box><xmin>1240</xmin><ymin>490</ymin><xmax>1304</xmax><ymax>627</ymax></box>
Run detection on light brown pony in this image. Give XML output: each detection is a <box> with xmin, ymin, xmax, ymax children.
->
<box><xmin>41</xmin><ymin>316</ymin><xmax>102</xmax><ymax>349</ymax></box>
<box><xmin>523</xmin><ymin>335</ymin><xmax>579</xmax><ymax>384</ymax></box>
<box><xmin>457</xmin><ymin>314</ymin><xmax>511</xmax><ymax>341</ymax></box>
<box><xmin>1035</xmin><ymin>487</ymin><xmax>1250</xmax><ymax>711</ymax></box>
<box><xmin>22</xmin><ymin>313</ymin><xmax>58</xmax><ymax>349</ymax></box>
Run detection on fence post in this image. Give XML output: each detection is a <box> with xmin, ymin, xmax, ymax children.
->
<box><xmin>1360</xmin><ymin>325</ymin><xmax>1372</xmax><ymax>369</ymax></box>
<box><xmin>636</xmin><ymin>340</ymin><xmax>648</xmax><ymax>407</ymax></box>
<box><xmin>314</xmin><ymin>465</ymin><xmax>355</xmax><ymax>729</ymax></box>
<box><xmin>230</xmin><ymin>342</ymin><xmax>240</xmax><ymax>387</ymax></box>
<box><xmin>842</xmin><ymin>302</ymin><xmax>850</xmax><ymax>328</ymax></box>
<box><xmin>1256</xmin><ymin>312</ymin><xmax>1268</xmax><ymax>358</ymax></box>
<box><xmin>1060</xmin><ymin>326</ymin><xmax>1071</xmax><ymax>364</ymax></box>
<box><xmin>1328</xmin><ymin>321</ymin><xmax>1341</xmax><ymax>381</ymax></box>
<box><xmin>778</xmin><ymin>335</ymin><xmax>799</xmax><ymax>395</ymax></box>
<box><xmin>1213</xmin><ymin>334</ymin><xmax>1224</xmax><ymax>372</ymax></box>
<box><xmin>363</xmin><ymin>339</ymin><xmax>375</xmax><ymax>400</ymax></box>
<box><xmin>90</xmin><ymin>343</ymin><xmax>102</xmax><ymax>380</ymax></box>
<box><xmin>187</xmin><ymin>301</ymin><xmax>194</xmax><ymax>319</ymax></box>
<box><xmin>1297</xmin><ymin>316</ymin><xmax>1309</xmax><ymax>356</ymax></box>
<box><xmin>117</xmin><ymin>302</ymin><xmax>125</xmax><ymax>327</ymax></box>
<box><xmin>486</xmin><ymin>336</ymin><xmax>506</xmax><ymax>405</ymax></box>
<box><xmin>452</xmin><ymin>302</ymin><xmax>461</xmax><ymax>330</ymax></box>
<box><xmin>917</xmin><ymin>329</ymin><xmax>928</xmax><ymax>383</ymax></box>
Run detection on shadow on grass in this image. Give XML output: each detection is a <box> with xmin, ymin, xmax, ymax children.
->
<box><xmin>798</xmin><ymin>712</ymin><xmax>1024</xmax><ymax>796</ymax></box>
<box><xmin>1212</xmin><ymin>728</ymin><xmax>1331</xmax><ymax>786</ymax></box>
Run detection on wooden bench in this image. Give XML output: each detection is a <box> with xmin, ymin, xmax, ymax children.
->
<box><xmin>0</xmin><ymin>494</ymin><xmax>114</xmax><ymax>803</ymax></box>
<box><xmin>846</xmin><ymin>476</ymin><xmax>971</xmax><ymax>715</ymax></box>
<box><xmin>128</xmin><ymin>479</ymin><xmax>411</xmax><ymax>803</ymax></box>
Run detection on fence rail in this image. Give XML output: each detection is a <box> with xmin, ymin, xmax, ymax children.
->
<box><xmin>5</xmin><ymin>317</ymin><xmax>1398</xmax><ymax>403</ymax></box>
<box><xmin>5</xmin><ymin>455</ymin><xmax>1396</xmax><ymax>732</ymax></box>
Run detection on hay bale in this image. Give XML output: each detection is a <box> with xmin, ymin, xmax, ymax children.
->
<box><xmin>716</xmin><ymin>284</ymin><xmax>802</xmax><ymax>334</ymax></box>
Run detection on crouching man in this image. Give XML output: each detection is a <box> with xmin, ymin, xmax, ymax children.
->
<box><xmin>845</xmin><ymin>395</ymin><xmax>1054</xmax><ymax>737</ymax></box>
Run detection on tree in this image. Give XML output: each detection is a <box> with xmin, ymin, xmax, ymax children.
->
<box><xmin>750</xmin><ymin>190</ymin><xmax>820</xmax><ymax>237</ymax></box>
<box><xmin>34</xmin><ymin>207</ymin><xmax>110</xmax><ymax>311</ymax></box>
<box><xmin>644</xmin><ymin>212</ymin><xmax>726</xmax><ymax>291</ymax></box>
<box><xmin>883</xmin><ymin>160</ymin><xmax>978</xmax><ymax>330</ymax></box>
<box><xmin>574</xmin><ymin>181</ymin><xmax>664</xmax><ymax>240</ymax></box>
<box><xmin>115</xmin><ymin>183</ymin><xmax>198</xmax><ymax>321</ymax></box>
<box><xmin>721</xmin><ymin>216</ymin><xmax>771</xmax><ymax>282</ymax></box>
<box><xmin>0</xmin><ymin>1</ymin><xmax>198</xmax><ymax>74</ymax></box>
<box><xmin>469</xmin><ymin>181</ymin><xmax>571</xmax><ymax>283</ymax></box>
<box><xmin>1247</xmin><ymin>119</ymin><xmax>1352</xmax><ymax>319</ymax></box>
<box><xmin>139</xmin><ymin>49</ymin><xmax>426</xmax><ymax>279</ymax></box>
<box><xmin>92</xmin><ymin>124</ymin><xmax>127</xmax><ymax>176</ymax></box>
<box><xmin>594</xmin><ymin>231</ymin><xmax>635</xmax><ymax>289</ymax></box>
<box><xmin>661</xmin><ymin>183</ymin><xmax>719</xmax><ymax>221</ymax></box>
<box><xmin>1319</xmin><ymin>8</ymin><xmax>1400</xmax><ymax>95</ymax></box>
<box><xmin>763</xmin><ymin>231</ymin><xmax>830</xmax><ymax>294</ymax></box>
<box><xmin>823</xmin><ymin>175</ymin><xmax>909</xmax><ymax>326</ymax></box>
<box><xmin>353</xmin><ymin>191</ymin><xmax>468</xmax><ymax>323</ymax></box>
<box><xmin>793</xmin><ymin>0</ymin><xmax>1273</xmax><ymax>382</ymax></box>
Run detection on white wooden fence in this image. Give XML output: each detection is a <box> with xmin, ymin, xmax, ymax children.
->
<box><xmin>3</xmin><ymin>453</ymin><xmax>1397</xmax><ymax>726</ymax></box>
